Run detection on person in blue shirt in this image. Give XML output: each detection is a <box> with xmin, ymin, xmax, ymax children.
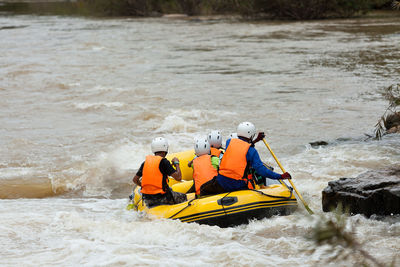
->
<box><xmin>200</xmin><ymin>122</ymin><xmax>291</xmax><ymax>196</ymax></box>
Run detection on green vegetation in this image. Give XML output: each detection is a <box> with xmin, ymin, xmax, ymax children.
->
<box><xmin>393</xmin><ymin>0</ymin><xmax>400</xmax><ymax>9</ymax></box>
<box><xmin>306</xmin><ymin>210</ymin><xmax>393</xmax><ymax>266</ymax></box>
<box><xmin>257</xmin><ymin>0</ymin><xmax>383</xmax><ymax>19</ymax></box>
<box><xmin>0</xmin><ymin>0</ymin><xmax>395</xmax><ymax>19</ymax></box>
<box><xmin>374</xmin><ymin>84</ymin><xmax>400</xmax><ymax>139</ymax></box>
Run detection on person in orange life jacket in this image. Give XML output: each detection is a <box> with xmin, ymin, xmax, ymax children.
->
<box><xmin>207</xmin><ymin>130</ymin><xmax>224</xmax><ymax>160</ymax></box>
<box><xmin>187</xmin><ymin>131</ymin><xmax>222</xmax><ymax>168</ymax></box>
<box><xmin>200</xmin><ymin>122</ymin><xmax>291</xmax><ymax>195</ymax></box>
<box><xmin>187</xmin><ymin>138</ymin><xmax>219</xmax><ymax>196</ymax></box>
<box><xmin>132</xmin><ymin>137</ymin><xmax>187</xmax><ymax>207</ymax></box>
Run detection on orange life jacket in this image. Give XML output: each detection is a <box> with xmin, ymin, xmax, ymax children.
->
<box><xmin>141</xmin><ymin>155</ymin><xmax>166</xmax><ymax>195</ymax></box>
<box><xmin>210</xmin><ymin>147</ymin><xmax>221</xmax><ymax>158</ymax></box>
<box><xmin>219</xmin><ymin>138</ymin><xmax>251</xmax><ymax>181</ymax></box>
<box><xmin>193</xmin><ymin>155</ymin><xmax>218</xmax><ymax>195</ymax></box>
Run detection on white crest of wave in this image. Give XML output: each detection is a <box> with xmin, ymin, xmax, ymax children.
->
<box><xmin>72</xmin><ymin>102</ymin><xmax>125</xmax><ymax>110</ymax></box>
<box><xmin>1</xmin><ymin>198</ymin><xmax>398</xmax><ymax>266</ymax></box>
<box><xmin>87</xmin><ymin>85</ymin><xmax>128</xmax><ymax>92</ymax></box>
<box><xmin>63</xmin><ymin>139</ymin><xmax>149</xmax><ymax>197</ymax></box>
<box><xmin>156</xmin><ymin>114</ymin><xmax>198</xmax><ymax>133</ymax></box>
<box><xmin>289</xmin><ymin>142</ymin><xmax>397</xmax><ymax>181</ymax></box>
<box><xmin>153</xmin><ymin>108</ymin><xmax>239</xmax><ymax>139</ymax></box>
<box><xmin>0</xmin><ymin>167</ymin><xmax>40</xmax><ymax>180</ymax></box>
<box><xmin>275</xmin><ymin>139</ymin><xmax>400</xmax><ymax>211</ymax></box>
<box><xmin>155</xmin><ymin>108</ymin><xmax>228</xmax><ymax>134</ymax></box>
<box><xmin>98</xmin><ymin>139</ymin><xmax>150</xmax><ymax>171</ymax></box>
<box><xmin>91</xmin><ymin>46</ymin><xmax>105</xmax><ymax>51</ymax></box>
<box><xmin>49</xmin><ymin>202</ymin><xmax>306</xmax><ymax>266</ymax></box>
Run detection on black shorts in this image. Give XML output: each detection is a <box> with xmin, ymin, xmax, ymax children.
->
<box><xmin>142</xmin><ymin>189</ymin><xmax>187</xmax><ymax>208</ymax></box>
<box><xmin>199</xmin><ymin>176</ymin><xmax>225</xmax><ymax>196</ymax></box>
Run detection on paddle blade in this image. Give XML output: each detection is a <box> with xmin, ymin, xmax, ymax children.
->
<box><xmin>305</xmin><ymin>205</ymin><xmax>314</xmax><ymax>215</ymax></box>
<box><xmin>126</xmin><ymin>203</ymin><xmax>136</xmax><ymax>211</ymax></box>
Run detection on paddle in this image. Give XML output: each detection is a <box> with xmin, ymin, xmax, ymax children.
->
<box><xmin>126</xmin><ymin>185</ymin><xmax>137</xmax><ymax>210</ymax></box>
<box><xmin>262</xmin><ymin>138</ymin><xmax>314</xmax><ymax>214</ymax></box>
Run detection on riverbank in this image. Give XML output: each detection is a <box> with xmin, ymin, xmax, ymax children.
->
<box><xmin>0</xmin><ymin>0</ymin><xmax>398</xmax><ymax>20</ymax></box>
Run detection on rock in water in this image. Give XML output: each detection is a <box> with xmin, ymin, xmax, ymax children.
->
<box><xmin>322</xmin><ymin>167</ymin><xmax>400</xmax><ymax>217</ymax></box>
<box><xmin>309</xmin><ymin>141</ymin><xmax>329</xmax><ymax>147</ymax></box>
<box><xmin>384</xmin><ymin>112</ymin><xmax>400</xmax><ymax>130</ymax></box>
<box><xmin>387</xmin><ymin>125</ymin><xmax>400</xmax><ymax>134</ymax></box>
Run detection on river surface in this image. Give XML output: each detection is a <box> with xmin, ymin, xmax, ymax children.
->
<box><xmin>0</xmin><ymin>14</ymin><xmax>399</xmax><ymax>266</ymax></box>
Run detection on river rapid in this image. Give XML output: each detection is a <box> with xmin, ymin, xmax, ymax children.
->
<box><xmin>1</xmin><ymin>14</ymin><xmax>399</xmax><ymax>266</ymax></box>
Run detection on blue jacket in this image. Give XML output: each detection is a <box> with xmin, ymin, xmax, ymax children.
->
<box><xmin>216</xmin><ymin>137</ymin><xmax>282</xmax><ymax>191</ymax></box>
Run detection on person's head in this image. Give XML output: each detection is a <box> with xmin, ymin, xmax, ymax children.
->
<box><xmin>194</xmin><ymin>138</ymin><xmax>211</xmax><ymax>157</ymax></box>
<box><xmin>151</xmin><ymin>137</ymin><xmax>169</xmax><ymax>157</ymax></box>
<box><xmin>207</xmin><ymin>130</ymin><xmax>222</xmax><ymax>148</ymax></box>
<box><xmin>237</xmin><ymin>122</ymin><xmax>256</xmax><ymax>142</ymax></box>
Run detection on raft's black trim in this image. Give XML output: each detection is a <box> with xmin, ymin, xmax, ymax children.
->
<box><xmin>175</xmin><ymin>198</ymin><xmax>295</xmax><ymax>220</ymax></box>
<box><xmin>179</xmin><ymin>202</ymin><xmax>297</xmax><ymax>223</ymax></box>
<box><xmin>191</xmin><ymin>204</ymin><xmax>297</xmax><ymax>227</ymax></box>
<box><xmin>167</xmin><ymin>198</ymin><xmax>196</xmax><ymax>219</ymax></box>
<box><xmin>186</xmin><ymin>203</ymin><xmax>297</xmax><ymax>220</ymax></box>
<box><xmin>174</xmin><ymin>199</ymin><xmax>296</xmax><ymax>222</ymax></box>
<box><xmin>143</xmin><ymin>187</ymin><xmax>297</xmax><ymax>227</ymax></box>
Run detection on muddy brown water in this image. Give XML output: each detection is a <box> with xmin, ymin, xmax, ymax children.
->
<box><xmin>0</xmin><ymin>14</ymin><xmax>399</xmax><ymax>266</ymax></box>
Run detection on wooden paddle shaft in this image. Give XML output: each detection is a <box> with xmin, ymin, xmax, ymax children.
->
<box><xmin>262</xmin><ymin>138</ymin><xmax>314</xmax><ymax>214</ymax></box>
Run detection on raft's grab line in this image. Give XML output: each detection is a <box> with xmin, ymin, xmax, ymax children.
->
<box><xmin>176</xmin><ymin>199</ymin><xmax>297</xmax><ymax>223</ymax></box>
<box><xmin>168</xmin><ymin>198</ymin><xmax>196</xmax><ymax>219</ymax></box>
<box><xmin>164</xmin><ymin>176</ymin><xmax>294</xmax><ymax>219</ymax></box>
<box><xmin>132</xmin><ymin>184</ymin><xmax>297</xmax><ymax>226</ymax></box>
<box><xmin>167</xmin><ymin>187</ymin><xmax>295</xmax><ymax>222</ymax></box>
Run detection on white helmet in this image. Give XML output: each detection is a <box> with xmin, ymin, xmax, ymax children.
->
<box><xmin>151</xmin><ymin>137</ymin><xmax>169</xmax><ymax>153</ymax></box>
<box><xmin>194</xmin><ymin>138</ymin><xmax>210</xmax><ymax>156</ymax></box>
<box><xmin>237</xmin><ymin>122</ymin><xmax>256</xmax><ymax>139</ymax></box>
<box><xmin>228</xmin><ymin>133</ymin><xmax>238</xmax><ymax>139</ymax></box>
<box><xmin>207</xmin><ymin>130</ymin><xmax>222</xmax><ymax>148</ymax></box>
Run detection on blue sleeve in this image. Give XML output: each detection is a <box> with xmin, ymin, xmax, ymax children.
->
<box><xmin>225</xmin><ymin>139</ymin><xmax>231</xmax><ymax>148</ymax></box>
<box><xmin>246</xmin><ymin>146</ymin><xmax>282</xmax><ymax>180</ymax></box>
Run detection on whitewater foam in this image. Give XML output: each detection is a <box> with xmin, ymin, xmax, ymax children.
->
<box><xmin>72</xmin><ymin>102</ymin><xmax>125</xmax><ymax>110</ymax></box>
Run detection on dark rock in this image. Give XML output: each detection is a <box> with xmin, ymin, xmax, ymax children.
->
<box><xmin>384</xmin><ymin>112</ymin><xmax>400</xmax><ymax>130</ymax></box>
<box><xmin>336</xmin><ymin>137</ymin><xmax>352</xmax><ymax>142</ymax></box>
<box><xmin>309</xmin><ymin>141</ymin><xmax>328</xmax><ymax>147</ymax></box>
<box><xmin>387</xmin><ymin>125</ymin><xmax>400</xmax><ymax>134</ymax></box>
<box><xmin>322</xmin><ymin>167</ymin><xmax>400</xmax><ymax>217</ymax></box>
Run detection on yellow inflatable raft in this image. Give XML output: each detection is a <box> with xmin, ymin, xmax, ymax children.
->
<box><xmin>166</xmin><ymin>149</ymin><xmax>195</xmax><ymax>181</ymax></box>
<box><xmin>128</xmin><ymin>150</ymin><xmax>297</xmax><ymax>227</ymax></box>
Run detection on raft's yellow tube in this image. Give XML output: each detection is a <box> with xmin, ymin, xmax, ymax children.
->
<box><xmin>166</xmin><ymin>149</ymin><xmax>195</xmax><ymax>180</ymax></box>
<box><xmin>168</xmin><ymin>178</ymin><xmax>180</xmax><ymax>187</ymax></box>
<box><xmin>171</xmin><ymin>180</ymin><xmax>194</xmax><ymax>194</ymax></box>
<box><xmin>132</xmin><ymin>184</ymin><xmax>297</xmax><ymax>223</ymax></box>
<box><xmin>129</xmin><ymin>149</ymin><xmax>298</xmax><ymax>227</ymax></box>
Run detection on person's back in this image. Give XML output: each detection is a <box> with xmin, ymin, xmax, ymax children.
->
<box><xmin>132</xmin><ymin>137</ymin><xmax>187</xmax><ymax>207</ymax></box>
<box><xmin>219</xmin><ymin>138</ymin><xmax>250</xmax><ymax>181</ymax></box>
<box><xmin>189</xmin><ymin>138</ymin><xmax>219</xmax><ymax>196</ymax></box>
<box><xmin>201</xmin><ymin>122</ymin><xmax>292</xmax><ymax>195</ymax></box>
<box><xmin>141</xmin><ymin>154</ymin><xmax>167</xmax><ymax>195</ymax></box>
